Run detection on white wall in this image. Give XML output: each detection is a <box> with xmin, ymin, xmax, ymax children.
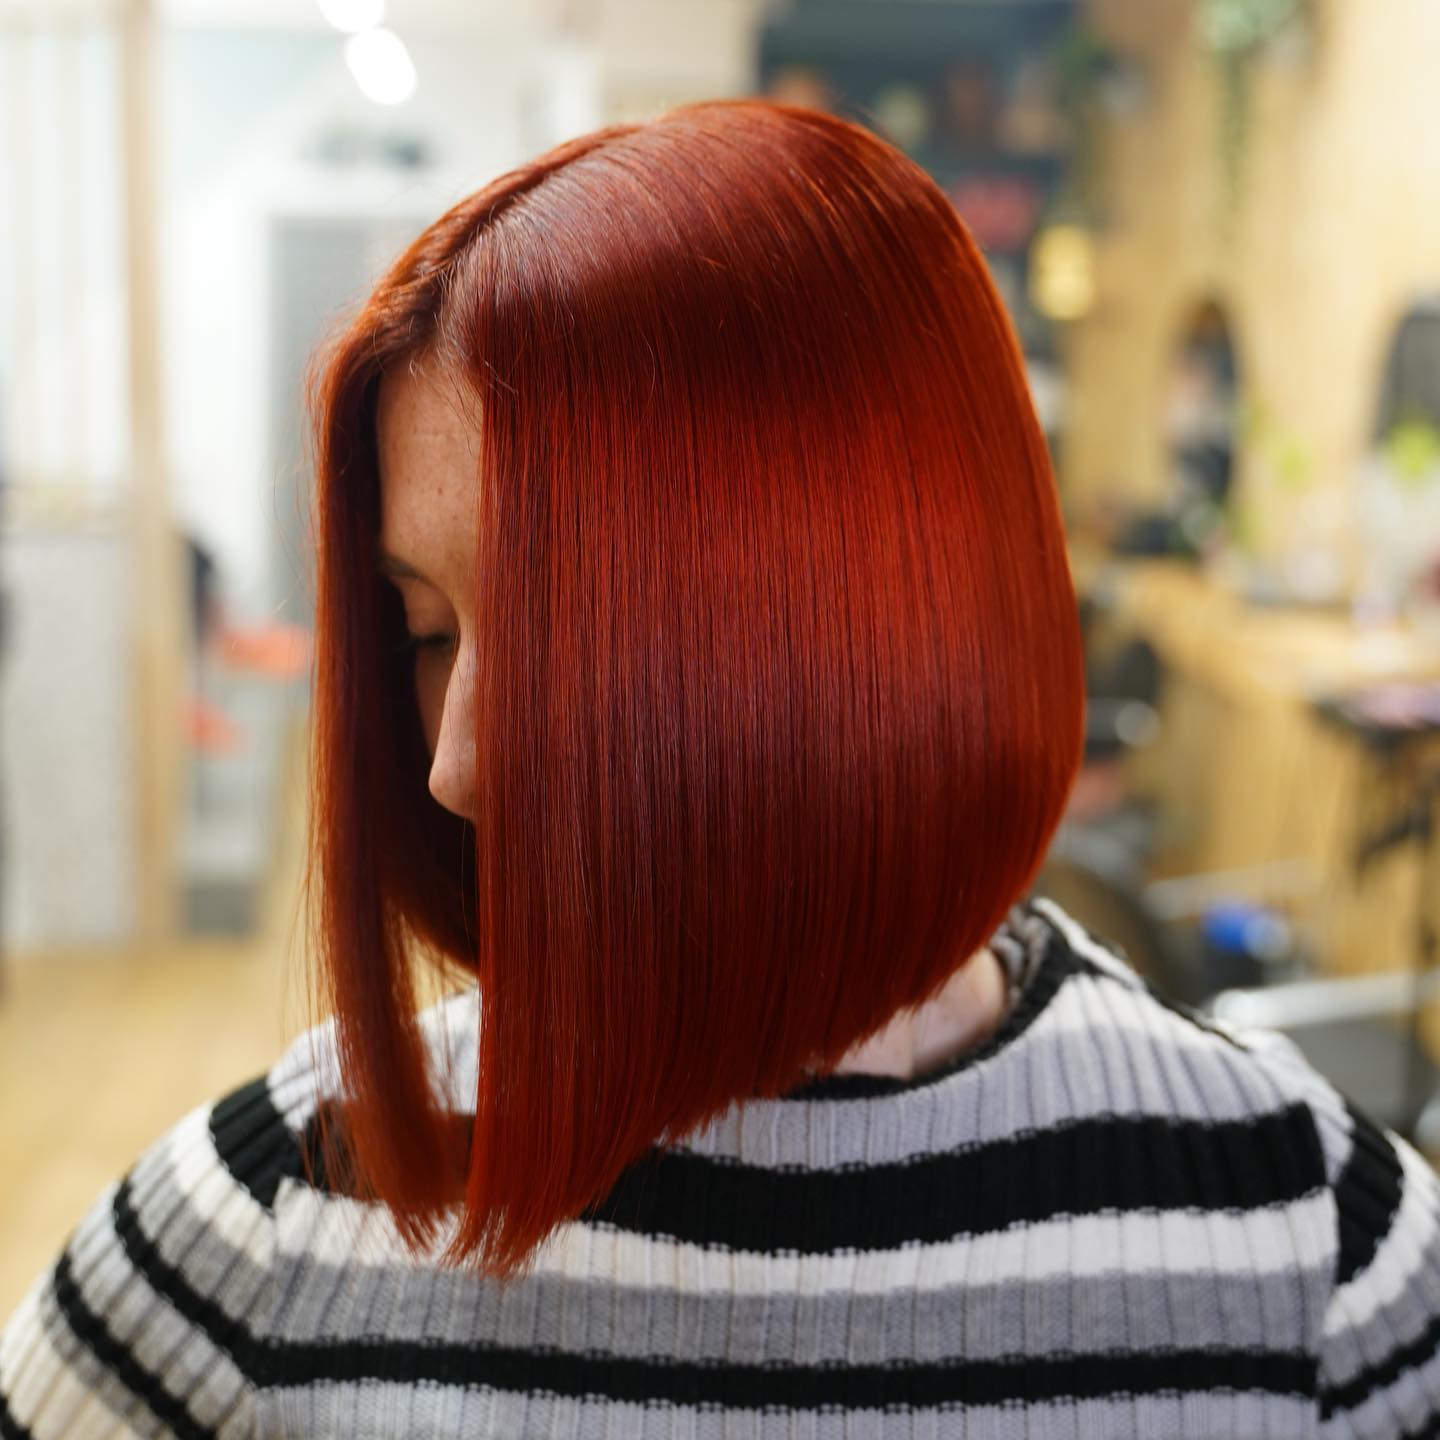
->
<box><xmin>0</xmin><ymin>524</ymin><xmax>135</xmax><ymax>949</ymax></box>
<box><xmin>159</xmin><ymin>24</ymin><xmax>605</xmax><ymax>623</ymax></box>
<box><xmin>0</xmin><ymin>21</ymin><xmax>129</xmax><ymax>508</ymax></box>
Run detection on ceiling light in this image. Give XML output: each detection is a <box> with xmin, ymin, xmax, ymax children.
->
<box><xmin>344</xmin><ymin>27</ymin><xmax>417</xmax><ymax>107</ymax></box>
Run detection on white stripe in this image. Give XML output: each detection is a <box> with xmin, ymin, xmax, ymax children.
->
<box><xmin>280</xmin><ymin>1376</ymin><xmax>1316</xmax><ymax>1439</ymax></box>
<box><xmin>0</xmin><ymin>1279</ymin><xmax>152</xmax><ymax>1438</ymax></box>
<box><xmin>418</xmin><ymin>985</ymin><xmax>481</xmax><ymax>1111</ymax></box>
<box><xmin>555</xmin><ymin>1195</ymin><xmax>1343</xmax><ymax>1287</ymax></box>
<box><xmin>1324</xmin><ymin>1133</ymin><xmax>1440</xmax><ymax>1340</ymax></box>
<box><xmin>265</xmin><ymin>990</ymin><xmax>479</xmax><ymax>1128</ymax></box>
<box><xmin>267</xmin><ymin>1018</ymin><xmax>345</xmax><ymax>1130</ymax></box>
<box><xmin>277</xmin><ymin>1184</ymin><xmax>1337</xmax><ymax>1293</ymax></box>
<box><xmin>160</xmin><ymin>1104</ymin><xmax>275</xmax><ymax>1269</ymax></box>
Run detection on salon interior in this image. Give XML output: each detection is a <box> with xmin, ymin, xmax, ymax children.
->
<box><xmin>2</xmin><ymin>0</ymin><xmax>1439</xmax><ymax>1313</ymax></box>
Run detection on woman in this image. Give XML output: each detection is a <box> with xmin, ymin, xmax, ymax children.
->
<box><xmin>3</xmin><ymin>98</ymin><xmax>1437</xmax><ymax>1439</ymax></box>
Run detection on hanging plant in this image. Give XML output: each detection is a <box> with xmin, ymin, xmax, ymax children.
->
<box><xmin>1051</xmin><ymin>25</ymin><xmax>1110</xmax><ymax>225</ymax></box>
<box><xmin>1194</xmin><ymin>0</ymin><xmax>1309</xmax><ymax>228</ymax></box>
<box><xmin>1050</xmin><ymin>23</ymin><xmax>1146</xmax><ymax>229</ymax></box>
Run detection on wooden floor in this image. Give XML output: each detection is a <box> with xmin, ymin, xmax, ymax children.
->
<box><xmin>0</xmin><ymin>727</ymin><xmax>314</xmax><ymax>1320</ymax></box>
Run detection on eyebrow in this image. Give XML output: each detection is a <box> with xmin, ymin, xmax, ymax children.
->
<box><xmin>376</xmin><ymin>550</ymin><xmax>428</xmax><ymax>583</ymax></box>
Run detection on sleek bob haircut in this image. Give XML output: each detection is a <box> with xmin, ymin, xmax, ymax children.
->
<box><xmin>302</xmin><ymin>97</ymin><xmax>1084</xmax><ymax>1281</ymax></box>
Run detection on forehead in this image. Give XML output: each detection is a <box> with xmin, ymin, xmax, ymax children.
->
<box><xmin>374</xmin><ymin>355</ymin><xmax>483</xmax><ymax>559</ymax></box>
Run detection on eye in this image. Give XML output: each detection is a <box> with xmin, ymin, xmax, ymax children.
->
<box><xmin>396</xmin><ymin>631</ymin><xmax>457</xmax><ymax>656</ymax></box>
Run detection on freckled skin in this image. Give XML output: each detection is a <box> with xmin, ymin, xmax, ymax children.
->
<box><xmin>375</xmin><ymin>356</ymin><xmax>484</xmax><ymax>825</ymax></box>
<box><xmin>374</xmin><ymin>356</ymin><xmax>1011</xmax><ymax>1080</ymax></box>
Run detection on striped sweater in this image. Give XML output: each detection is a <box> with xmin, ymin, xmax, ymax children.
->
<box><xmin>3</xmin><ymin>895</ymin><xmax>1439</xmax><ymax>1438</ymax></box>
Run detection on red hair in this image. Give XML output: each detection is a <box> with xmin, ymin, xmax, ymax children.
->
<box><xmin>301</xmin><ymin>97</ymin><xmax>1084</xmax><ymax>1281</ymax></box>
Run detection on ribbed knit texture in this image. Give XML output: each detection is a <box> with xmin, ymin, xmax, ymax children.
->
<box><xmin>3</xmin><ymin>895</ymin><xmax>1439</xmax><ymax>1438</ymax></box>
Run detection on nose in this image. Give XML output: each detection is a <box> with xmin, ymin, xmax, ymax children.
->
<box><xmin>427</xmin><ymin>646</ymin><xmax>478</xmax><ymax>824</ymax></box>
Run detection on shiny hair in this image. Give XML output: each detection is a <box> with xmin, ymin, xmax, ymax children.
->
<box><xmin>301</xmin><ymin>97</ymin><xmax>1084</xmax><ymax>1281</ymax></box>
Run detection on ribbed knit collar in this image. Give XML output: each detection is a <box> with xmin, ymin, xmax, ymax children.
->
<box><xmin>766</xmin><ymin>897</ymin><xmax>1067</xmax><ymax>1103</ymax></box>
<box><xmin>659</xmin><ymin>897</ymin><xmax>1078</xmax><ymax>1170</ymax></box>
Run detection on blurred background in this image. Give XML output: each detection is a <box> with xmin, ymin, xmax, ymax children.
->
<box><xmin>4</xmin><ymin>0</ymin><xmax>1440</xmax><ymax>1312</ymax></box>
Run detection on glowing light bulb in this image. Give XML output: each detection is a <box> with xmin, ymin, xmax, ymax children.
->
<box><xmin>1028</xmin><ymin>223</ymin><xmax>1097</xmax><ymax>322</ymax></box>
<box><xmin>344</xmin><ymin>27</ymin><xmax>417</xmax><ymax>107</ymax></box>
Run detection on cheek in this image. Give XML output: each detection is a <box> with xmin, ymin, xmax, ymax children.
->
<box><xmin>414</xmin><ymin>661</ymin><xmax>448</xmax><ymax>759</ymax></box>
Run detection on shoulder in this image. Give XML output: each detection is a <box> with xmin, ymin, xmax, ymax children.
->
<box><xmin>0</xmin><ymin>984</ymin><xmax>477</xmax><ymax>1438</ymax></box>
<box><xmin>1035</xmin><ymin>897</ymin><xmax>1440</xmax><ymax>1438</ymax></box>
<box><xmin>1031</xmin><ymin>895</ymin><xmax>1349</xmax><ymax>1173</ymax></box>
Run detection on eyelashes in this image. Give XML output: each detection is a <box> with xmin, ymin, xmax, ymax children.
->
<box><xmin>396</xmin><ymin>631</ymin><xmax>457</xmax><ymax>656</ymax></box>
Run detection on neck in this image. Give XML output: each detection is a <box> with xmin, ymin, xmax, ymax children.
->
<box><xmin>822</xmin><ymin>946</ymin><xmax>1012</xmax><ymax>1082</ymax></box>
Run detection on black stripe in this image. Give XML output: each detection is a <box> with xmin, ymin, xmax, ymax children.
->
<box><xmin>111</xmin><ymin>1176</ymin><xmax>270</xmax><ymax>1386</ymax></box>
<box><xmin>1319</xmin><ymin>1307</ymin><xmax>1440</xmax><ymax>1419</ymax></box>
<box><xmin>264</xmin><ymin>1332</ymin><xmax>1316</xmax><ymax>1409</ymax></box>
<box><xmin>49</xmin><ymin>1250</ymin><xmax>217</xmax><ymax>1440</ymax></box>
<box><xmin>580</xmin><ymin>1103</ymin><xmax>1329</xmax><ymax>1253</ymax></box>
<box><xmin>209</xmin><ymin>1076</ymin><xmax>305</xmax><ymax>1210</ymax></box>
<box><xmin>296</xmin><ymin>1088</ymin><xmax>1329</xmax><ymax>1254</ymax></box>
<box><xmin>1334</xmin><ymin>1099</ymin><xmax>1405</xmax><ymax>1287</ymax></box>
<box><xmin>0</xmin><ymin>1389</ymin><xmax>36</xmax><ymax>1440</ymax></box>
